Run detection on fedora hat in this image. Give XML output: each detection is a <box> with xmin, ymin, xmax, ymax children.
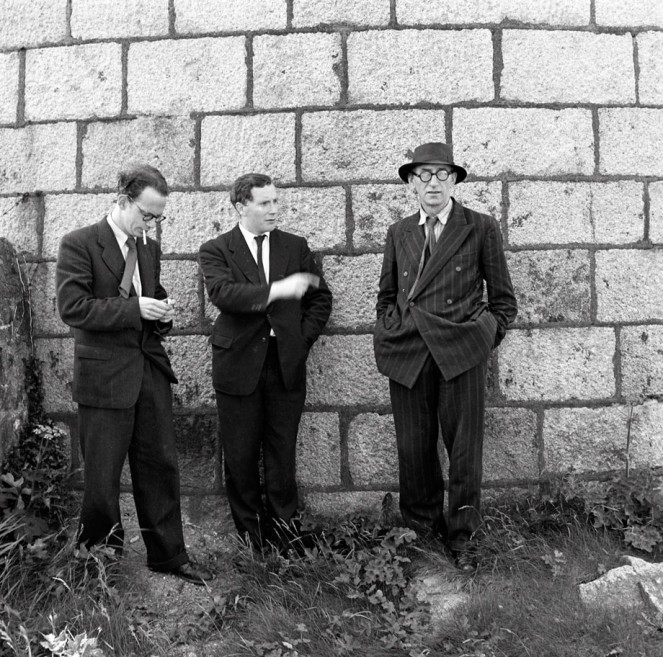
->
<box><xmin>398</xmin><ymin>142</ymin><xmax>467</xmax><ymax>183</ymax></box>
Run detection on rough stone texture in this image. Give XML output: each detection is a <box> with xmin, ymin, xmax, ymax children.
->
<box><xmin>638</xmin><ymin>33</ymin><xmax>663</xmax><ymax>105</ymax></box>
<box><xmin>30</xmin><ymin>262</ymin><xmax>65</xmax><ymax>336</ymax></box>
<box><xmin>484</xmin><ymin>407</ymin><xmax>538</xmax><ymax>481</ymax></box>
<box><xmin>304</xmin><ymin>491</ymin><xmax>395</xmax><ymax>518</ymax></box>
<box><xmin>454</xmin><ymin>109</ymin><xmax>594</xmax><ymax>177</ymax></box>
<box><xmin>71</xmin><ymin>0</ymin><xmax>169</xmax><ymax>39</ymax></box>
<box><xmin>508</xmin><ymin>181</ymin><xmax>644</xmax><ymax>246</ymax></box>
<box><xmin>498</xmin><ymin>328</ymin><xmax>616</xmax><ymax>401</ymax></box>
<box><xmin>306</xmin><ymin>335</ymin><xmax>390</xmax><ymax>406</ymax></box>
<box><xmin>275</xmin><ymin>187</ymin><xmax>347</xmax><ymax>251</ymax></box>
<box><xmin>0</xmin><ymin>239</ymin><xmax>30</xmax><ymax>463</ymax></box>
<box><xmin>25</xmin><ymin>44</ymin><xmax>122</xmax><ymax>122</ymax></box>
<box><xmin>630</xmin><ymin>401</ymin><xmax>663</xmax><ymax>467</ymax></box>
<box><xmin>502</xmin><ymin>31</ymin><xmax>634</xmax><ymax>103</ymax></box>
<box><xmin>160</xmin><ymin>260</ymin><xmax>201</xmax><ymax>331</ymax></box>
<box><xmin>411</xmin><ymin>572</ymin><xmax>470</xmax><ymax>631</ymax></box>
<box><xmin>43</xmin><ymin>193</ymin><xmax>114</xmax><ymax>258</ymax></box>
<box><xmin>599</xmin><ymin>109</ymin><xmax>663</xmax><ymax>176</ymax></box>
<box><xmin>595</xmin><ymin>0</ymin><xmax>663</xmax><ymax>27</ymax></box>
<box><xmin>543</xmin><ymin>406</ymin><xmax>630</xmax><ymax>474</ymax></box>
<box><xmin>579</xmin><ymin>556</ymin><xmax>663</xmax><ymax>613</ymax></box>
<box><xmin>301</xmin><ymin>109</ymin><xmax>447</xmax><ymax>182</ymax></box>
<box><xmin>173</xmin><ymin>413</ymin><xmax>218</xmax><ymax>491</ymax></box>
<box><xmin>507</xmin><ymin>250</ymin><xmax>591</xmax><ymax>324</ymax></box>
<box><xmin>348</xmin><ymin>30</ymin><xmax>493</xmax><ymax>105</ymax></box>
<box><xmin>0</xmin><ymin>0</ymin><xmax>67</xmax><ymax>49</ymax></box>
<box><xmin>82</xmin><ymin>118</ymin><xmax>195</xmax><ymax>189</ymax></box>
<box><xmin>621</xmin><ymin>326</ymin><xmax>663</xmax><ymax>400</ymax></box>
<box><xmin>128</xmin><ymin>38</ymin><xmax>246</xmax><ymax>115</ymax></box>
<box><xmin>253</xmin><ymin>33</ymin><xmax>342</xmax><ymax>109</ymax></box>
<box><xmin>174</xmin><ymin>0</ymin><xmax>287</xmax><ymax>33</ymax></box>
<box><xmin>596</xmin><ymin>250</ymin><xmax>663</xmax><ymax>322</ymax></box>
<box><xmin>323</xmin><ymin>254</ymin><xmax>382</xmax><ymax>329</ymax></box>
<box><xmin>296</xmin><ymin>412</ymin><xmax>341</xmax><ymax>487</ymax></box>
<box><xmin>201</xmin><ymin>114</ymin><xmax>296</xmax><ymax>186</ymax></box>
<box><xmin>397</xmin><ymin>0</ymin><xmax>589</xmax><ymax>25</ymax></box>
<box><xmin>161</xmin><ymin>192</ymin><xmax>236</xmax><ymax>255</ymax></box>
<box><xmin>353</xmin><ymin>182</ymin><xmax>502</xmax><ymax>250</ymax></box>
<box><xmin>164</xmin><ymin>335</ymin><xmax>215</xmax><ymax>410</ymax></box>
<box><xmin>0</xmin><ymin>124</ymin><xmax>77</xmax><ymax>194</ymax></box>
<box><xmin>651</xmin><ymin>182</ymin><xmax>663</xmax><ymax>245</ymax></box>
<box><xmin>293</xmin><ymin>0</ymin><xmax>390</xmax><ymax>26</ymax></box>
<box><xmin>35</xmin><ymin>337</ymin><xmax>75</xmax><ymax>414</ymax></box>
<box><xmin>347</xmin><ymin>413</ymin><xmax>398</xmax><ymax>487</ymax></box>
<box><xmin>0</xmin><ymin>52</ymin><xmax>18</xmax><ymax>124</ymax></box>
<box><xmin>0</xmin><ymin>196</ymin><xmax>41</xmax><ymax>256</ymax></box>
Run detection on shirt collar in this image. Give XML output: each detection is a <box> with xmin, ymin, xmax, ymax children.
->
<box><xmin>107</xmin><ymin>214</ymin><xmax>131</xmax><ymax>247</ymax></box>
<box><xmin>238</xmin><ymin>222</ymin><xmax>270</xmax><ymax>246</ymax></box>
<box><xmin>418</xmin><ymin>197</ymin><xmax>453</xmax><ymax>226</ymax></box>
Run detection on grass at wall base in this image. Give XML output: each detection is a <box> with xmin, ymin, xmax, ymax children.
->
<box><xmin>1</xmin><ymin>356</ymin><xmax>662</xmax><ymax>655</ymax></box>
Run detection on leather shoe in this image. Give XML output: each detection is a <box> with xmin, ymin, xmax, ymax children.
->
<box><xmin>166</xmin><ymin>562</ymin><xmax>214</xmax><ymax>586</ymax></box>
<box><xmin>452</xmin><ymin>549</ymin><xmax>478</xmax><ymax>573</ymax></box>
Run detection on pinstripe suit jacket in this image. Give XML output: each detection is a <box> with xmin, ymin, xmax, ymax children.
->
<box><xmin>374</xmin><ymin>199</ymin><xmax>517</xmax><ymax>388</ymax></box>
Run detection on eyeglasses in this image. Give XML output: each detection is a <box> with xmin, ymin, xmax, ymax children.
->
<box><xmin>132</xmin><ymin>199</ymin><xmax>168</xmax><ymax>224</ymax></box>
<box><xmin>411</xmin><ymin>169</ymin><xmax>454</xmax><ymax>183</ymax></box>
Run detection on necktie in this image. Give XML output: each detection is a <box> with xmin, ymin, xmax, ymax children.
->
<box><xmin>119</xmin><ymin>237</ymin><xmax>137</xmax><ymax>299</ymax></box>
<box><xmin>407</xmin><ymin>216</ymin><xmax>438</xmax><ymax>300</ymax></box>
<box><xmin>423</xmin><ymin>215</ymin><xmax>438</xmax><ymax>267</ymax></box>
<box><xmin>255</xmin><ymin>235</ymin><xmax>267</xmax><ymax>285</ymax></box>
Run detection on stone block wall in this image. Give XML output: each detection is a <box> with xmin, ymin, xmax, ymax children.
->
<box><xmin>1</xmin><ymin>0</ymin><xmax>662</xmax><ymax>514</ymax></box>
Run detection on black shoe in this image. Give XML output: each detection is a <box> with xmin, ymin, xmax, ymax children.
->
<box><xmin>163</xmin><ymin>562</ymin><xmax>214</xmax><ymax>586</ymax></box>
<box><xmin>452</xmin><ymin>549</ymin><xmax>478</xmax><ymax>573</ymax></box>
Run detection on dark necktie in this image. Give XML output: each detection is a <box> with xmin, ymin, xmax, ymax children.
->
<box><xmin>119</xmin><ymin>237</ymin><xmax>137</xmax><ymax>299</ymax></box>
<box><xmin>255</xmin><ymin>235</ymin><xmax>267</xmax><ymax>285</ymax></box>
<box><xmin>423</xmin><ymin>215</ymin><xmax>438</xmax><ymax>267</ymax></box>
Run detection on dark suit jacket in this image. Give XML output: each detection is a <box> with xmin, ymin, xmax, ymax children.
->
<box><xmin>199</xmin><ymin>226</ymin><xmax>332</xmax><ymax>395</ymax></box>
<box><xmin>56</xmin><ymin>218</ymin><xmax>177</xmax><ymax>409</ymax></box>
<box><xmin>374</xmin><ymin>200</ymin><xmax>517</xmax><ymax>388</ymax></box>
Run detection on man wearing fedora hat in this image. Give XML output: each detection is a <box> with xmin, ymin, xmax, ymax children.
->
<box><xmin>373</xmin><ymin>142</ymin><xmax>517</xmax><ymax>571</ymax></box>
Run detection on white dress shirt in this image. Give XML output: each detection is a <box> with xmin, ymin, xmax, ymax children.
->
<box><xmin>418</xmin><ymin>196</ymin><xmax>453</xmax><ymax>242</ymax></box>
<box><xmin>107</xmin><ymin>215</ymin><xmax>142</xmax><ymax>297</ymax></box>
<box><xmin>238</xmin><ymin>222</ymin><xmax>271</xmax><ymax>282</ymax></box>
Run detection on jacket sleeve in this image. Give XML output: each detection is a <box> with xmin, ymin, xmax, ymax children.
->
<box><xmin>480</xmin><ymin>218</ymin><xmax>517</xmax><ymax>347</ymax></box>
<box><xmin>299</xmin><ymin>238</ymin><xmax>332</xmax><ymax>346</ymax></box>
<box><xmin>376</xmin><ymin>225</ymin><xmax>398</xmax><ymax>321</ymax></box>
<box><xmin>55</xmin><ymin>232</ymin><xmax>143</xmax><ymax>332</ymax></box>
<box><xmin>199</xmin><ymin>238</ymin><xmax>271</xmax><ymax>314</ymax></box>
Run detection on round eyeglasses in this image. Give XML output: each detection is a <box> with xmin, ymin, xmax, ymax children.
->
<box><xmin>411</xmin><ymin>169</ymin><xmax>454</xmax><ymax>183</ymax></box>
<box><xmin>133</xmin><ymin>199</ymin><xmax>168</xmax><ymax>224</ymax></box>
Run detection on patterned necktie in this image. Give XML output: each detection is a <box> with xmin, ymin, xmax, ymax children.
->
<box><xmin>255</xmin><ymin>235</ymin><xmax>267</xmax><ymax>285</ymax></box>
<box><xmin>118</xmin><ymin>237</ymin><xmax>137</xmax><ymax>299</ymax></box>
<box><xmin>423</xmin><ymin>215</ymin><xmax>438</xmax><ymax>266</ymax></box>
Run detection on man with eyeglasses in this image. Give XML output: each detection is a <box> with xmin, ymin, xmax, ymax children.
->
<box><xmin>373</xmin><ymin>143</ymin><xmax>517</xmax><ymax>571</ymax></box>
<box><xmin>56</xmin><ymin>164</ymin><xmax>211</xmax><ymax>585</ymax></box>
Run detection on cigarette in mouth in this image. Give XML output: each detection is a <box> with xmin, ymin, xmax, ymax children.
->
<box><xmin>142</xmin><ymin>229</ymin><xmax>147</xmax><ymax>245</ymax></box>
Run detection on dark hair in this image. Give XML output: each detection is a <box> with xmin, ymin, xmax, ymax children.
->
<box><xmin>230</xmin><ymin>173</ymin><xmax>273</xmax><ymax>207</ymax></box>
<box><xmin>117</xmin><ymin>164</ymin><xmax>169</xmax><ymax>199</ymax></box>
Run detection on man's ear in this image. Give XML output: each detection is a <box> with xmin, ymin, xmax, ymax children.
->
<box><xmin>117</xmin><ymin>194</ymin><xmax>130</xmax><ymax>210</ymax></box>
<box><xmin>234</xmin><ymin>201</ymin><xmax>246</xmax><ymax>216</ymax></box>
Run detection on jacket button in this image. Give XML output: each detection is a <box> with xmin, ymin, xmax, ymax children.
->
<box><xmin>403</xmin><ymin>271</ymin><xmax>408</xmax><ymax>277</ymax></box>
<box><xmin>455</xmin><ymin>266</ymin><xmax>461</xmax><ymax>272</ymax></box>
<box><xmin>409</xmin><ymin>301</ymin><xmax>414</xmax><ymax>307</ymax></box>
<box><xmin>446</xmin><ymin>299</ymin><xmax>453</xmax><ymax>304</ymax></box>
<box><xmin>261</xmin><ymin>337</ymin><xmax>267</xmax><ymax>342</ymax></box>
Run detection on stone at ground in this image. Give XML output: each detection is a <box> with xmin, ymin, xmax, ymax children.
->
<box><xmin>578</xmin><ymin>555</ymin><xmax>663</xmax><ymax>614</ymax></box>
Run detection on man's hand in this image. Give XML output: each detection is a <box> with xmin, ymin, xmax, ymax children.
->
<box><xmin>268</xmin><ymin>273</ymin><xmax>320</xmax><ymax>303</ymax></box>
<box><xmin>139</xmin><ymin>297</ymin><xmax>176</xmax><ymax>322</ymax></box>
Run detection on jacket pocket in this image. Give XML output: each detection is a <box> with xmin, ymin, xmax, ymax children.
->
<box><xmin>75</xmin><ymin>344</ymin><xmax>112</xmax><ymax>360</ymax></box>
<box><xmin>210</xmin><ymin>334</ymin><xmax>233</xmax><ymax>349</ymax></box>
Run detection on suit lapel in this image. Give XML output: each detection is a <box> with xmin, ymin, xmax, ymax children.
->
<box><xmin>411</xmin><ymin>201</ymin><xmax>473</xmax><ymax>297</ymax></box>
<box><xmin>228</xmin><ymin>224</ymin><xmax>260</xmax><ymax>284</ymax></box>
<box><xmin>399</xmin><ymin>213</ymin><xmax>425</xmax><ymax>270</ymax></box>
<box><xmin>268</xmin><ymin>229</ymin><xmax>289</xmax><ymax>283</ymax></box>
<box><xmin>98</xmin><ymin>218</ymin><xmax>125</xmax><ymax>284</ymax></box>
